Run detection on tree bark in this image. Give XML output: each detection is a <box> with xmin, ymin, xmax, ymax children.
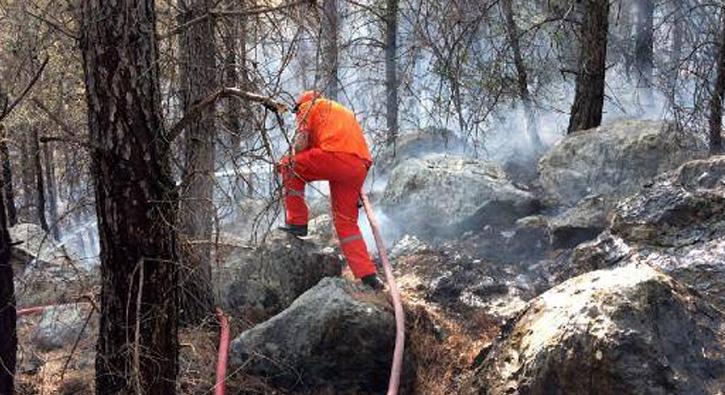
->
<box><xmin>502</xmin><ymin>0</ymin><xmax>542</xmax><ymax>149</ymax></box>
<box><xmin>80</xmin><ymin>1</ymin><xmax>179</xmax><ymax>393</ymax></box>
<box><xmin>709</xmin><ymin>8</ymin><xmax>725</xmax><ymax>154</ymax></box>
<box><xmin>319</xmin><ymin>0</ymin><xmax>339</xmax><ymax>100</ymax></box>
<box><xmin>19</xmin><ymin>129</ymin><xmax>36</xmax><ymax>223</ymax></box>
<box><xmin>385</xmin><ymin>0</ymin><xmax>399</xmax><ymax>148</ymax></box>
<box><xmin>0</xmin><ymin>126</ymin><xmax>17</xmax><ymax>227</ymax></box>
<box><xmin>31</xmin><ymin>129</ymin><xmax>49</xmax><ymax>233</ymax></box>
<box><xmin>178</xmin><ymin>0</ymin><xmax>216</xmax><ymax>325</ymax></box>
<box><xmin>0</xmin><ymin>161</ymin><xmax>15</xmax><ymax>395</ymax></box>
<box><xmin>668</xmin><ymin>0</ymin><xmax>683</xmax><ymax>103</ymax></box>
<box><xmin>567</xmin><ymin>0</ymin><xmax>610</xmax><ymax>134</ymax></box>
<box><xmin>222</xmin><ymin>0</ymin><xmax>254</xmax><ymax>150</ymax></box>
<box><xmin>634</xmin><ymin>0</ymin><xmax>654</xmax><ymax>88</ymax></box>
<box><xmin>43</xmin><ymin>143</ymin><xmax>59</xmax><ymax>240</ymax></box>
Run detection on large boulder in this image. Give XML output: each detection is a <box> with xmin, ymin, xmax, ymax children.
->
<box><xmin>391</xmin><ymin>236</ymin><xmax>544</xmax><ymax>324</ymax></box>
<box><xmin>229</xmin><ymin>277</ymin><xmax>411</xmax><ymax>394</ymax></box>
<box><xmin>374</xmin><ymin>128</ymin><xmax>467</xmax><ymax>175</ymax></box>
<box><xmin>611</xmin><ymin>156</ymin><xmax>725</xmax><ymax>247</ymax></box>
<box><xmin>556</xmin><ymin>156</ymin><xmax>725</xmax><ymax>309</ymax></box>
<box><xmin>538</xmin><ymin>120</ymin><xmax>704</xmax><ymax>207</ymax></box>
<box><xmin>11</xmin><ymin>223</ymin><xmax>96</xmax><ymax>308</ymax></box>
<box><xmin>463</xmin><ymin>264</ymin><xmax>725</xmax><ymax>395</ymax></box>
<box><xmin>220</xmin><ymin>230</ymin><xmax>343</xmax><ymax>319</ymax></box>
<box><xmin>381</xmin><ymin>155</ymin><xmax>539</xmax><ymax>238</ymax></box>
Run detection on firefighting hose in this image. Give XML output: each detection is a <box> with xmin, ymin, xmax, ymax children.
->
<box><xmin>361</xmin><ymin>193</ymin><xmax>405</xmax><ymax>395</ymax></box>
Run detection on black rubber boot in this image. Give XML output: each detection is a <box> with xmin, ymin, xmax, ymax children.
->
<box><xmin>361</xmin><ymin>274</ymin><xmax>385</xmax><ymax>291</ymax></box>
<box><xmin>278</xmin><ymin>224</ymin><xmax>308</xmax><ymax>237</ymax></box>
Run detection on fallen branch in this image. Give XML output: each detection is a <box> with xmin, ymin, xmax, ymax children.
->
<box><xmin>167</xmin><ymin>88</ymin><xmax>288</xmax><ymax>143</ymax></box>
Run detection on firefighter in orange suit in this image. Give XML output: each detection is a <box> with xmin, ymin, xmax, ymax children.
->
<box><xmin>277</xmin><ymin>90</ymin><xmax>383</xmax><ymax>290</ymax></box>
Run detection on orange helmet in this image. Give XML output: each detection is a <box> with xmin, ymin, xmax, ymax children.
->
<box><xmin>294</xmin><ymin>90</ymin><xmax>321</xmax><ymax>112</ymax></box>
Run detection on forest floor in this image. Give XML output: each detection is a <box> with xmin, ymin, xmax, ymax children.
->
<box><xmin>13</xmin><ymin>261</ymin><xmax>500</xmax><ymax>395</ymax></box>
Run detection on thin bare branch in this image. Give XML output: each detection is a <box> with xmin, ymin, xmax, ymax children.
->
<box><xmin>167</xmin><ymin>88</ymin><xmax>289</xmax><ymax>143</ymax></box>
<box><xmin>0</xmin><ymin>57</ymin><xmax>49</xmax><ymax>123</ymax></box>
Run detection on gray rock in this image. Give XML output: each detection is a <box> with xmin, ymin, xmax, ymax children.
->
<box><xmin>308</xmin><ymin>214</ymin><xmax>335</xmax><ymax>245</ymax></box>
<box><xmin>221</xmin><ymin>230</ymin><xmax>342</xmax><ymax>319</ymax></box>
<box><xmin>31</xmin><ymin>305</ymin><xmax>88</xmax><ymax>352</ymax></box>
<box><xmin>549</xmin><ymin>157</ymin><xmax>725</xmax><ymax>309</ymax></box>
<box><xmin>538</xmin><ymin>120</ymin><xmax>704</xmax><ymax>206</ymax></box>
<box><xmin>375</xmin><ymin>128</ymin><xmax>466</xmax><ymax>175</ymax></box>
<box><xmin>381</xmin><ymin>155</ymin><xmax>539</xmax><ymax>238</ymax></box>
<box><xmin>549</xmin><ymin>195</ymin><xmax>611</xmax><ymax>249</ymax></box>
<box><xmin>463</xmin><ymin>264</ymin><xmax>725</xmax><ymax>395</ymax></box>
<box><xmin>229</xmin><ymin>277</ymin><xmax>411</xmax><ymax>393</ymax></box>
<box><xmin>11</xmin><ymin>223</ymin><xmax>96</xmax><ymax>308</ymax></box>
<box><xmin>612</xmin><ymin>156</ymin><xmax>725</xmax><ymax>247</ymax></box>
<box><xmin>557</xmin><ymin>231</ymin><xmax>631</xmax><ymax>281</ymax></box>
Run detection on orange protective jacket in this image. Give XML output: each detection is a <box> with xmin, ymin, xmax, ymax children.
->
<box><xmin>296</xmin><ymin>98</ymin><xmax>372</xmax><ymax>163</ymax></box>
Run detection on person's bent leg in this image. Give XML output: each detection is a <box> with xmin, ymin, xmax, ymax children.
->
<box><xmin>278</xmin><ymin>155</ymin><xmax>309</xmax><ymax>226</ymax></box>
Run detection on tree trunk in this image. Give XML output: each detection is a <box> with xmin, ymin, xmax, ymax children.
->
<box><xmin>634</xmin><ymin>0</ymin><xmax>654</xmax><ymax>109</ymax></box>
<box><xmin>567</xmin><ymin>0</ymin><xmax>610</xmax><ymax>134</ymax></box>
<box><xmin>43</xmin><ymin>143</ymin><xmax>59</xmax><ymax>240</ymax></box>
<box><xmin>319</xmin><ymin>0</ymin><xmax>339</xmax><ymax>100</ymax></box>
<box><xmin>502</xmin><ymin>0</ymin><xmax>542</xmax><ymax>149</ymax></box>
<box><xmin>31</xmin><ymin>129</ymin><xmax>49</xmax><ymax>233</ymax></box>
<box><xmin>668</xmin><ymin>0</ymin><xmax>683</xmax><ymax>103</ymax></box>
<box><xmin>222</xmin><ymin>0</ymin><xmax>253</xmax><ymax>150</ymax></box>
<box><xmin>19</xmin><ymin>129</ymin><xmax>36</xmax><ymax>223</ymax></box>
<box><xmin>0</xmin><ymin>126</ymin><xmax>17</xmax><ymax>226</ymax></box>
<box><xmin>385</xmin><ymin>0</ymin><xmax>399</xmax><ymax>148</ymax></box>
<box><xmin>709</xmin><ymin>8</ymin><xmax>725</xmax><ymax>154</ymax></box>
<box><xmin>0</xmin><ymin>164</ymin><xmax>15</xmax><ymax>395</ymax></box>
<box><xmin>178</xmin><ymin>0</ymin><xmax>216</xmax><ymax>325</ymax></box>
<box><xmin>80</xmin><ymin>1</ymin><xmax>179</xmax><ymax>393</ymax></box>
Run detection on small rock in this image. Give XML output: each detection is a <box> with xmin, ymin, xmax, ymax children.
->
<box><xmin>31</xmin><ymin>305</ymin><xmax>87</xmax><ymax>352</ymax></box>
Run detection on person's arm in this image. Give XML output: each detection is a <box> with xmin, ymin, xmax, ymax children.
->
<box><xmin>293</xmin><ymin>101</ymin><xmax>314</xmax><ymax>153</ymax></box>
<box><xmin>293</xmin><ymin>129</ymin><xmax>309</xmax><ymax>153</ymax></box>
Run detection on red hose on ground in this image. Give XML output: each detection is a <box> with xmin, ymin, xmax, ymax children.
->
<box><xmin>215</xmin><ymin>308</ymin><xmax>231</xmax><ymax>395</ymax></box>
<box><xmin>361</xmin><ymin>193</ymin><xmax>405</xmax><ymax>395</ymax></box>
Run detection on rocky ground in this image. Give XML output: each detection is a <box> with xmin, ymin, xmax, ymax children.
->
<box><xmin>11</xmin><ymin>120</ymin><xmax>725</xmax><ymax>394</ymax></box>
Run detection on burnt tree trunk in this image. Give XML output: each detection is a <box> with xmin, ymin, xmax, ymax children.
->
<box><xmin>709</xmin><ymin>8</ymin><xmax>725</xmax><ymax>154</ymax></box>
<box><xmin>222</xmin><ymin>0</ymin><xmax>253</xmax><ymax>150</ymax></box>
<box><xmin>178</xmin><ymin>0</ymin><xmax>216</xmax><ymax>325</ymax></box>
<box><xmin>319</xmin><ymin>0</ymin><xmax>339</xmax><ymax>100</ymax></box>
<box><xmin>43</xmin><ymin>143</ymin><xmax>59</xmax><ymax>240</ymax></box>
<box><xmin>634</xmin><ymin>0</ymin><xmax>654</xmax><ymax>109</ymax></box>
<box><xmin>567</xmin><ymin>0</ymin><xmax>610</xmax><ymax>134</ymax></box>
<box><xmin>0</xmin><ymin>161</ymin><xmax>15</xmax><ymax>395</ymax></box>
<box><xmin>19</xmin><ymin>129</ymin><xmax>36</xmax><ymax>223</ymax></box>
<box><xmin>31</xmin><ymin>129</ymin><xmax>49</xmax><ymax>232</ymax></box>
<box><xmin>0</xmin><ymin>127</ymin><xmax>16</xmax><ymax>226</ymax></box>
<box><xmin>668</xmin><ymin>0</ymin><xmax>683</xmax><ymax>103</ymax></box>
<box><xmin>385</xmin><ymin>0</ymin><xmax>399</xmax><ymax>148</ymax></box>
<box><xmin>502</xmin><ymin>0</ymin><xmax>542</xmax><ymax>149</ymax></box>
<box><xmin>80</xmin><ymin>0</ymin><xmax>179</xmax><ymax>393</ymax></box>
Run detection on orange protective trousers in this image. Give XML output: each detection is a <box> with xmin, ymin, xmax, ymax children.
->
<box><xmin>279</xmin><ymin>148</ymin><xmax>376</xmax><ymax>279</ymax></box>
